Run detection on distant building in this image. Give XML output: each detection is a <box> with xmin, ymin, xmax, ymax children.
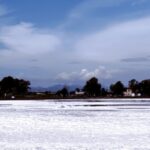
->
<box><xmin>124</xmin><ymin>89</ymin><xmax>134</xmax><ymax>97</ymax></box>
<box><xmin>75</xmin><ymin>91</ymin><xmax>85</xmax><ymax>96</ymax></box>
<box><xmin>36</xmin><ymin>92</ymin><xmax>45</xmax><ymax>95</ymax></box>
<box><xmin>124</xmin><ymin>88</ymin><xmax>141</xmax><ymax>97</ymax></box>
<box><xmin>137</xmin><ymin>93</ymin><xmax>141</xmax><ymax>97</ymax></box>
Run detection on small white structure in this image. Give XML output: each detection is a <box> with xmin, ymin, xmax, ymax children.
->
<box><xmin>131</xmin><ymin>93</ymin><xmax>135</xmax><ymax>97</ymax></box>
<box><xmin>124</xmin><ymin>89</ymin><xmax>133</xmax><ymax>97</ymax></box>
<box><xmin>11</xmin><ymin>96</ymin><xmax>15</xmax><ymax>99</ymax></box>
<box><xmin>124</xmin><ymin>89</ymin><xmax>141</xmax><ymax>97</ymax></box>
<box><xmin>75</xmin><ymin>91</ymin><xmax>85</xmax><ymax>96</ymax></box>
<box><xmin>137</xmin><ymin>93</ymin><xmax>141</xmax><ymax>97</ymax></box>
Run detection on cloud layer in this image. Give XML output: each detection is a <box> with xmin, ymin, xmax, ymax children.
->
<box><xmin>0</xmin><ymin>22</ymin><xmax>61</xmax><ymax>54</ymax></box>
<box><xmin>75</xmin><ymin>17</ymin><xmax>150</xmax><ymax>62</ymax></box>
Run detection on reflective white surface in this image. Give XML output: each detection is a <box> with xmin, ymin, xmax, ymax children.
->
<box><xmin>0</xmin><ymin>99</ymin><xmax>150</xmax><ymax>150</ymax></box>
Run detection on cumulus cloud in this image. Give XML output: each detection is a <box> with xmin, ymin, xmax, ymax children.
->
<box><xmin>56</xmin><ymin>66</ymin><xmax>114</xmax><ymax>83</ymax></box>
<box><xmin>0</xmin><ymin>22</ymin><xmax>61</xmax><ymax>54</ymax></box>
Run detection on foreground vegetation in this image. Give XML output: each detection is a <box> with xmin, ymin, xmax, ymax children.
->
<box><xmin>0</xmin><ymin>76</ymin><xmax>150</xmax><ymax>99</ymax></box>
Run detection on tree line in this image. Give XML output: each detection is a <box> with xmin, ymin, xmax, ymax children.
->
<box><xmin>54</xmin><ymin>77</ymin><xmax>150</xmax><ymax>98</ymax></box>
<box><xmin>83</xmin><ymin>77</ymin><xmax>150</xmax><ymax>97</ymax></box>
<box><xmin>1</xmin><ymin>76</ymin><xmax>150</xmax><ymax>98</ymax></box>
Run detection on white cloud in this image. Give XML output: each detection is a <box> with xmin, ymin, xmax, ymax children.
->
<box><xmin>0</xmin><ymin>22</ymin><xmax>61</xmax><ymax>54</ymax></box>
<box><xmin>60</xmin><ymin>0</ymin><xmax>127</xmax><ymax>30</ymax></box>
<box><xmin>56</xmin><ymin>66</ymin><xmax>113</xmax><ymax>83</ymax></box>
<box><xmin>75</xmin><ymin>17</ymin><xmax>150</xmax><ymax>62</ymax></box>
<box><xmin>69</xmin><ymin>0</ymin><xmax>126</xmax><ymax>19</ymax></box>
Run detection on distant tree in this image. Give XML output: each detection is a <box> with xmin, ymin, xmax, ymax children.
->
<box><xmin>128</xmin><ymin>79</ymin><xmax>139</xmax><ymax>93</ymax></box>
<box><xmin>0</xmin><ymin>76</ymin><xmax>30</xmax><ymax>96</ymax></box>
<box><xmin>60</xmin><ymin>87</ymin><xmax>69</xmax><ymax>98</ymax></box>
<box><xmin>56</xmin><ymin>90</ymin><xmax>61</xmax><ymax>97</ymax></box>
<box><xmin>139</xmin><ymin>79</ymin><xmax>150</xmax><ymax>96</ymax></box>
<box><xmin>83</xmin><ymin>77</ymin><xmax>101</xmax><ymax>97</ymax></box>
<box><xmin>101</xmin><ymin>88</ymin><xmax>108</xmax><ymax>97</ymax></box>
<box><xmin>70</xmin><ymin>91</ymin><xmax>75</xmax><ymax>95</ymax></box>
<box><xmin>14</xmin><ymin>79</ymin><xmax>30</xmax><ymax>94</ymax></box>
<box><xmin>1</xmin><ymin>76</ymin><xmax>15</xmax><ymax>94</ymax></box>
<box><xmin>0</xmin><ymin>81</ymin><xmax>2</xmax><ymax>96</ymax></box>
<box><xmin>75</xmin><ymin>88</ymin><xmax>80</xmax><ymax>92</ymax></box>
<box><xmin>110</xmin><ymin>81</ymin><xmax>125</xmax><ymax>96</ymax></box>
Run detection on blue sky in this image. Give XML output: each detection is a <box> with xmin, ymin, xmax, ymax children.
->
<box><xmin>0</xmin><ymin>0</ymin><xmax>150</xmax><ymax>87</ymax></box>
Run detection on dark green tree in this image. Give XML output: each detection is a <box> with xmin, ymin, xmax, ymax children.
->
<box><xmin>0</xmin><ymin>76</ymin><xmax>30</xmax><ymax>96</ymax></box>
<box><xmin>110</xmin><ymin>81</ymin><xmax>125</xmax><ymax>96</ymax></box>
<box><xmin>75</xmin><ymin>88</ymin><xmax>80</xmax><ymax>92</ymax></box>
<box><xmin>128</xmin><ymin>79</ymin><xmax>139</xmax><ymax>93</ymax></box>
<box><xmin>83</xmin><ymin>77</ymin><xmax>101</xmax><ymax>97</ymax></box>
<box><xmin>14</xmin><ymin>79</ymin><xmax>30</xmax><ymax>94</ymax></box>
<box><xmin>0</xmin><ymin>81</ymin><xmax>2</xmax><ymax>96</ymax></box>
<box><xmin>1</xmin><ymin>76</ymin><xmax>15</xmax><ymax>94</ymax></box>
<box><xmin>139</xmin><ymin>79</ymin><xmax>150</xmax><ymax>96</ymax></box>
<box><xmin>101</xmin><ymin>88</ymin><xmax>108</xmax><ymax>97</ymax></box>
<box><xmin>60</xmin><ymin>87</ymin><xmax>69</xmax><ymax>98</ymax></box>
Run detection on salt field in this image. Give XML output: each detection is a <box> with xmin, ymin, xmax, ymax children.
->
<box><xmin>0</xmin><ymin>99</ymin><xmax>150</xmax><ymax>150</ymax></box>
